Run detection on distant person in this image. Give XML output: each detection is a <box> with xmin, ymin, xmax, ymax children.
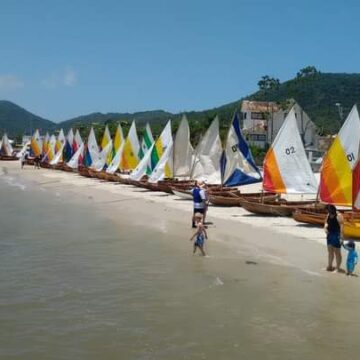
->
<box><xmin>191</xmin><ymin>180</ymin><xmax>207</xmax><ymax>228</ymax></box>
<box><xmin>342</xmin><ymin>240</ymin><xmax>358</xmax><ymax>276</ymax></box>
<box><xmin>324</xmin><ymin>204</ymin><xmax>344</xmax><ymax>272</ymax></box>
<box><xmin>20</xmin><ymin>152</ymin><xmax>26</xmax><ymax>169</ymax></box>
<box><xmin>190</xmin><ymin>213</ymin><xmax>208</xmax><ymax>256</ymax></box>
<box><xmin>200</xmin><ymin>181</ymin><xmax>210</xmax><ymax>224</ymax></box>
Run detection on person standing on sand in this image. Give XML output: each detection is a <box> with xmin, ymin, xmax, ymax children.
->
<box><xmin>324</xmin><ymin>204</ymin><xmax>344</xmax><ymax>272</ymax></box>
<box><xmin>191</xmin><ymin>180</ymin><xmax>207</xmax><ymax>228</ymax></box>
<box><xmin>190</xmin><ymin>213</ymin><xmax>208</xmax><ymax>256</ymax></box>
<box><xmin>20</xmin><ymin>152</ymin><xmax>26</xmax><ymax>169</ymax></box>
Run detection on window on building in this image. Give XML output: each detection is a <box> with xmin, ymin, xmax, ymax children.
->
<box><xmin>251</xmin><ymin>112</ymin><xmax>266</xmax><ymax>120</ymax></box>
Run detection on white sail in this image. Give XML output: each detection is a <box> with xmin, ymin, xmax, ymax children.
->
<box><xmin>16</xmin><ymin>142</ymin><xmax>30</xmax><ymax>159</ymax></box>
<box><xmin>106</xmin><ymin>142</ymin><xmax>125</xmax><ymax>174</ymax></box>
<box><xmin>221</xmin><ymin>113</ymin><xmax>262</xmax><ymax>186</ymax></box>
<box><xmin>174</xmin><ymin>115</ymin><xmax>194</xmax><ymax>178</ymax></box>
<box><xmin>191</xmin><ymin>116</ymin><xmax>222</xmax><ymax>184</ymax></box>
<box><xmin>1</xmin><ymin>133</ymin><xmax>13</xmax><ymax>156</ymax></box>
<box><xmin>129</xmin><ymin>142</ymin><xmax>155</xmax><ymax>181</ymax></box>
<box><xmin>74</xmin><ymin>129</ymin><xmax>83</xmax><ymax>149</ymax></box>
<box><xmin>67</xmin><ymin>143</ymin><xmax>84</xmax><ymax>169</ymax></box>
<box><xmin>50</xmin><ymin>144</ymin><xmax>65</xmax><ymax>165</ymax></box>
<box><xmin>90</xmin><ymin>141</ymin><xmax>113</xmax><ymax>171</ymax></box>
<box><xmin>87</xmin><ymin>127</ymin><xmax>99</xmax><ymax>164</ymax></box>
<box><xmin>149</xmin><ymin>140</ymin><xmax>174</xmax><ymax>183</ymax></box>
<box><xmin>263</xmin><ymin>107</ymin><xmax>318</xmax><ymax>194</ymax></box>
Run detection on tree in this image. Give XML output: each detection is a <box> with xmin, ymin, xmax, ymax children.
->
<box><xmin>257</xmin><ymin>75</ymin><xmax>281</xmax><ymax>91</ymax></box>
<box><xmin>296</xmin><ymin>66</ymin><xmax>320</xmax><ymax>79</ymax></box>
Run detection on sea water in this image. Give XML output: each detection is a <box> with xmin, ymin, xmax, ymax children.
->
<box><xmin>1</xmin><ymin>169</ymin><xmax>360</xmax><ymax>360</ymax></box>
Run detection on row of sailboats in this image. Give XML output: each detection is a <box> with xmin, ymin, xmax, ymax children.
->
<box><xmin>29</xmin><ymin>115</ymin><xmax>264</xmax><ymax>192</ymax></box>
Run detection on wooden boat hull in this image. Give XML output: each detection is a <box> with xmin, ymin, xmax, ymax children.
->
<box><xmin>292</xmin><ymin>208</ymin><xmax>356</xmax><ymax>226</ymax></box>
<box><xmin>0</xmin><ymin>155</ymin><xmax>18</xmax><ymax>161</ymax></box>
<box><xmin>239</xmin><ymin>199</ymin><xmax>318</xmax><ymax>217</ymax></box>
<box><xmin>343</xmin><ymin>219</ymin><xmax>360</xmax><ymax>239</ymax></box>
<box><xmin>209</xmin><ymin>192</ymin><xmax>279</xmax><ymax>207</ymax></box>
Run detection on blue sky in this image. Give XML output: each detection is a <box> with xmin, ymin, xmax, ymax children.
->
<box><xmin>0</xmin><ymin>0</ymin><xmax>359</xmax><ymax>122</ymax></box>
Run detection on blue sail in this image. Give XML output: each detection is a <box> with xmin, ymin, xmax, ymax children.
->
<box><xmin>221</xmin><ymin>113</ymin><xmax>262</xmax><ymax>186</ymax></box>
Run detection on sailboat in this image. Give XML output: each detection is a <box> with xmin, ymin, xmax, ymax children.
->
<box><xmin>0</xmin><ymin>133</ymin><xmax>16</xmax><ymax>160</ymax></box>
<box><xmin>239</xmin><ymin>107</ymin><xmax>319</xmax><ymax>216</ymax></box>
<box><xmin>209</xmin><ymin>113</ymin><xmax>278</xmax><ymax>206</ymax></box>
<box><xmin>293</xmin><ymin>105</ymin><xmax>360</xmax><ymax>226</ymax></box>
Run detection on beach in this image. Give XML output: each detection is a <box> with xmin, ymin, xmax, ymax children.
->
<box><xmin>1</xmin><ymin>160</ymin><xmax>360</xmax><ymax>360</ymax></box>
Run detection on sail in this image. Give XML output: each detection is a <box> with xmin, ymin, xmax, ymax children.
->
<box><xmin>263</xmin><ymin>107</ymin><xmax>317</xmax><ymax>194</ymax></box>
<box><xmin>149</xmin><ymin>140</ymin><xmax>174</xmax><ymax>183</ymax></box>
<box><xmin>114</xmin><ymin>124</ymin><xmax>124</xmax><ymax>152</ymax></box>
<box><xmin>121</xmin><ymin>121</ymin><xmax>140</xmax><ymax>171</ymax></box>
<box><xmin>43</xmin><ymin>135</ymin><xmax>57</xmax><ymax>163</ymax></box>
<box><xmin>352</xmin><ymin>140</ymin><xmax>360</xmax><ymax>210</ymax></box>
<box><xmin>90</xmin><ymin>141</ymin><xmax>113</xmax><ymax>171</ymax></box>
<box><xmin>16</xmin><ymin>142</ymin><xmax>30</xmax><ymax>159</ymax></box>
<box><xmin>0</xmin><ymin>133</ymin><xmax>13</xmax><ymax>156</ymax></box>
<box><xmin>191</xmin><ymin>117</ymin><xmax>222</xmax><ymax>184</ymax></box>
<box><xmin>320</xmin><ymin>105</ymin><xmax>360</xmax><ymax>205</ymax></box>
<box><xmin>30</xmin><ymin>129</ymin><xmax>42</xmax><ymax>157</ymax></box>
<box><xmin>129</xmin><ymin>142</ymin><xmax>155</xmax><ymax>181</ymax></box>
<box><xmin>74</xmin><ymin>129</ymin><xmax>83</xmax><ymax>151</ymax></box>
<box><xmin>67</xmin><ymin>143</ymin><xmax>84</xmax><ymax>169</ymax></box>
<box><xmin>139</xmin><ymin>123</ymin><xmax>154</xmax><ymax>159</ymax></box>
<box><xmin>84</xmin><ymin>127</ymin><xmax>99</xmax><ymax>167</ymax></box>
<box><xmin>56</xmin><ymin>129</ymin><xmax>66</xmax><ymax>154</ymax></box>
<box><xmin>42</xmin><ymin>132</ymin><xmax>50</xmax><ymax>155</ymax></box>
<box><xmin>106</xmin><ymin>142</ymin><xmax>125</xmax><ymax>174</ymax></box>
<box><xmin>50</xmin><ymin>144</ymin><xmax>65</xmax><ymax>165</ymax></box>
<box><xmin>150</xmin><ymin>120</ymin><xmax>172</xmax><ymax>170</ymax></box>
<box><xmin>101</xmin><ymin>125</ymin><xmax>111</xmax><ymax>149</ymax></box>
<box><xmin>64</xmin><ymin>129</ymin><xmax>74</xmax><ymax>162</ymax></box>
<box><xmin>221</xmin><ymin>113</ymin><xmax>262</xmax><ymax>186</ymax></box>
<box><xmin>173</xmin><ymin>115</ymin><xmax>194</xmax><ymax>178</ymax></box>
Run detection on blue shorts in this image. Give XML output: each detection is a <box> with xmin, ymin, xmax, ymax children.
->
<box><xmin>327</xmin><ymin>232</ymin><xmax>341</xmax><ymax>248</ymax></box>
<box><xmin>195</xmin><ymin>234</ymin><xmax>205</xmax><ymax>247</ymax></box>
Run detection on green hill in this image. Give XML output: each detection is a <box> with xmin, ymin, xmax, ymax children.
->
<box><xmin>2</xmin><ymin>68</ymin><xmax>360</xmax><ymax>139</ymax></box>
<box><xmin>0</xmin><ymin>100</ymin><xmax>55</xmax><ymax>137</ymax></box>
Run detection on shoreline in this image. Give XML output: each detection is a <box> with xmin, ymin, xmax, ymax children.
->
<box><xmin>0</xmin><ymin>160</ymin><xmax>333</xmax><ymax>276</ymax></box>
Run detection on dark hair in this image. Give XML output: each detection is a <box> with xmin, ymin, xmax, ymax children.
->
<box><xmin>347</xmin><ymin>241</ymin><xmax>356</xmax><ymax>249</ymax></box>
<box><xmin>326</xmin><ymin>204</ymin><xmax>337</xmax><ymax>216</ymax></box>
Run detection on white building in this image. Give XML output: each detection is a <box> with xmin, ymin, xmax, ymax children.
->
<box><xmin>241</xmin><ymin>100</ymin><xmax>318</xmax><ymax>150</ymax></box>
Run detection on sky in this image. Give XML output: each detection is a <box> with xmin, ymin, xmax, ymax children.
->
<box><xmin>0</xmin><ymin>0</ymin><xmax>359</xmax><ymax>122</ymax></box>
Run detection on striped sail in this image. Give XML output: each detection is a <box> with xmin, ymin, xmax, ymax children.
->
<box><xmin>64</xmin><ymin>129</ymin><xmax>74</xmax><ymax>162</ymax></box>
<box><xmin>191</xmin><ymin>117</ymin><xmax>222</xmax><ymax>184</ymax></box>
<box><xmin>150</xmin><ymin>120</ymin><xmax>172</xmax><ymax>171</ymax></box>
<box><xmin>44</xmin><ymin>135</ymin><xmax>57</xmax><ymax>162</ymax></box>
<box><xmin>42</xmin><ymin>132</ymin><xmax>50</xmax><ymax>155</ymax></box>
<box><xmin>221</xmin><ymin>113</ymin><xmax>262</xmax><ymax>186</ymax></box>
<box><xmin>149</xmin><ymin>139</ymin><xmax>174</xmax><ymax>183</ymax></box>
<box><xmin>74</xmin><ymin>129</ymin><xmax>83</xmax><ymax>151</ymax></box>
<box><xmin>30</xmin><ymin>129</ymin><xmax>42</xmax><ymax>157</ymax></box>
<box><xmin>320</xmin><ymin>105</ymin><xmax>360</xmax><ymax>205</ymax></box>
<box><xmin>130</xmin><ymin>143</ymin><xmax>155</xmax><ymax>181</ymax></box>
<box><xmin>121</xmin><ymin>121</ymin><xmax>140</xmax><ymax>171</ymax></box>
<box><xmin>139</xmin><ymin>123</ymin><xmax>154</xmax><ymax>159</ymax></box>
<box><xmin>353</xmin><ymin>142</ymin><xmax>360</xmax><ymax>211</ymax></box>
<box><xmin>173</xmin><ymin>115</ymin><xmax>194</xmax><ymax>178</ymax></box>
<box><xmin>263</xmin><ymin>107</ymin><xmax>317</xmax><ymax>194</ymax></box>
<box><xmin>0</xmin><ymin>133</ymin><xmax>13</xmax><ymax>156</ymax></box>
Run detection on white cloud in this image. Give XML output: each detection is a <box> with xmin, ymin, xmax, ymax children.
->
<box><xmin>0</xmin><ymin>75</ymin><xmax>24</xmax><ymax>90</ymax></box>
<box><xmin>41</xmin><ymin>68</ymin><xmax>78</xmax><ymax>89</ymax></box>
<box><xmin>63</xmin><ymin>68</ymin><xmax>77</xmax><ymax>87</ymax></box>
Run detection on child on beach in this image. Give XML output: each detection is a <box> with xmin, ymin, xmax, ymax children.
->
<box><xmin>190</xmin><ymin>213</ymin><xmax>208</xmax><ymax>256</ymax></box>
<box><xmin>342</xmin><ymin>240</ymin><xmax>358</xmax><ymax>276</ymax></box>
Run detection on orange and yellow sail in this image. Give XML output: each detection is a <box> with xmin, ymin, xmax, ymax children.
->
<box><xmin>320</xmin><ymin>105</ymin><xmax>360</xmax><ymax>206</ymax></box>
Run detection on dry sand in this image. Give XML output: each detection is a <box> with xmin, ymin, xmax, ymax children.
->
<box><xmin>1</xmin><ymin>160</ymin><xmax>329</xmax><ymax>276</ymax></box>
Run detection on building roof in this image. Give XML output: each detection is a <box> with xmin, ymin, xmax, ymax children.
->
<box><xmin>241</xmin><ymin>100</ymin><xmax>280</xmax><ymax>113</ymax></box>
